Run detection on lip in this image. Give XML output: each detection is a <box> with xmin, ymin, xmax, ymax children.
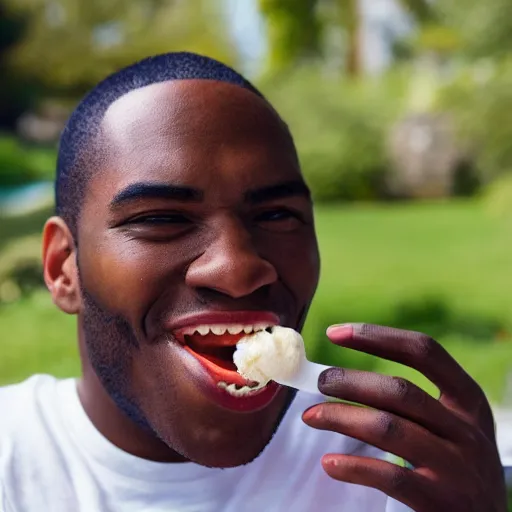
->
<box><xmin>176</xmin><ymin>343</ymin><xmax>282</xmax><ymax>413</ymax></box>
<box><xmin>166</xmin><ymin>310</ymin><xmax>282</xmax><ymax>413</ymax></box>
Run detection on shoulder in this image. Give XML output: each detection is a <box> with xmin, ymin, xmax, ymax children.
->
<box><xmin>0</xmin><ymin>375</ymin><xmax>67</xmax><ymax>477</ymax></box>
<box><xmin>0</xmin><ymin>376</ymin><xmax>77</xmax><ymax>510</ymax></box>
<box><xmin>0</xmin><ymin>375</ymin><xmax>62</xmax><ymax>434</ymax></box>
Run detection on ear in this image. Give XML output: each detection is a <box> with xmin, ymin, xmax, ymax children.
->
<box><xmin>42</xmin><ymin>216</ymin><xmax>81</xmax><ymax>314</ymax></box>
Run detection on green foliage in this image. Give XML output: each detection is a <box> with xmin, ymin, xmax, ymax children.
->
<box><xmin>398</xmin><ymin>0</ymin><xmax>436</xmax><ymax>24</ymax></box>
<box><xmin>0</xmin><ymin>135</ymin><xmax>56</xmax><ymax>185</ymax></box>
<box><xmin>261</xmin><ymin>68</ymin><xmax>407</xmax><ymax>201</ymax></box>
<box><xmin>436</xmin><ymin>61</ymin><xmax>512</xmax><ymax>183</ymax></box>
<box><xmin>0</xmin><ymin>208</ymin><xmax>48</xmax><ymax>304</ymax></box>
<box><xmin>0</xmin><ymin>2</ymin><xmax>32</xmax><ymax>128</ymax></box>
<box><xmin>0</xmin><ymin>235</ymin><xmax>44</xmax><ymax>304</ymax></box>
<box><xmin>0</xmin><ymin>290</ymin><xmax>79</xmax><ymax>384</ymax></box>
<box><xmin>0</xmin><ymin>1</ymin><xmax>44</xmax><ymax>131</ymax></box>
<box><xmin>484</xmin><ymin>174</ymin><xmax>512</xmax><ymax>219</ymax></box>
<box><xmin>394</xmin><ymin>0</ymin><xmax>512</xmax><ymax>63</ymax></box>
<box><xmin>258</xmin><ymin>0</ymin><xmax>434</xmax><ymax>76</ymax></box>
<box><xmin>414</xmin><ymin>24</ymin><xmax>463</xmax><ymax>55</ymax></box>
<box><xmin>0</xmin><ymin>204</ymin><xmax>52</xmax><ymax>250</ymax></box>
<box><xmin>258</xmin><ymin>0</ymin><xmax>322</xmax><ymax>72</ymax></box>
<box><xmin>437</xmin><ymin>0</ymin><xmax>512</xmax><ymax>60</ymax></box>
<box><xmin>2</xmin><ymin>0</ymin><xmax>237</xmax><ymax>96</ymax></box>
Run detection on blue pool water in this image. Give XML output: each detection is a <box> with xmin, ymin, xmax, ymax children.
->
<box><xmin>0</xmin><ymin>182</ymin><xmax>54</xmax><ymax>214</ymax></box>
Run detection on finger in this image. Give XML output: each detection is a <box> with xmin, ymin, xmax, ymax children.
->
<box><xmin>317</xmin><ymin>367</ymin><xmax>473</xmax><ymax>442</ymax></box>
<box><xmin>326</xmin><ymin>323</ymin><xmax>491</xmax><ymax>429</ymax></box>
<box><xmin>320</xmin><ymin>454</ymin><xmax>456</xmax><ymax>512</ymax></box>
<box><xmin>303</xmin><ymin>402</ymin><xmax>459</xmax><ymax>473</ymax></box>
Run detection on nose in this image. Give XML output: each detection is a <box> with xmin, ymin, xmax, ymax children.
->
<box><xmin>185</xmin><ymin>220</ymin><xmax>278</xmax><ymax>299</ymax></box>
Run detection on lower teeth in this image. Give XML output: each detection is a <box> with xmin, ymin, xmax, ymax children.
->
<box><xmin>217</xmin><ymin>381</ymin><xmax>264</xmax><ymax>397</ymax></box>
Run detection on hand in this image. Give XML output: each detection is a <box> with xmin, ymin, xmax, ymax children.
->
<box><xmin>302</xmin><ymin>323</ymin><xmax>507</xmax><ymax>512</ymax></box>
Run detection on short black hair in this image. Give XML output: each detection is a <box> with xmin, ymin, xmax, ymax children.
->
<box><xmin>55</xmin><ymin>51</ymin><xmax>265</xmax><ymax>239</ymax></box>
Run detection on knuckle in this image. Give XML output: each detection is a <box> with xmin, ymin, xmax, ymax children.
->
<box><xmin>374</xmin><ymin>411</ymin><xmax>400</xmax><ymax>441</ymax></box>
<box><xmin>358</xmin><ymin>323</ymin><xmax>373</xmax><ymax>338</ymax></box>
<box><xmin>391</xmin><ymin>377</ymin><xmax>417</xmax><ymax>402</ymax></box>
<box><xmin>393</xmin><ymin>377</ymin><xmax>429</xmax><ymax>410</ymax></box>
<box><xmin>455</xmin><ymin>493</ymin><xmax>477</xmax><ymax>512</ymax></box>
<box><xmin>413</xmin><ymin>334</ymin><xmax>438</xmax><ymax>360</ymax></box>
<box><xmin>388</xmin><ymin>466</ymin><xmax>409</xmax><ymax>492</ymax></box>
<box><xmin>319</xmin><ymin>366</ymin><xmax>346</xmax><ymax>391</ymax></box>
<box><xmin>472</xmin><ymin>384</ymin><xmax>491</xmax><ymax>411</ymax></box>
<box><xmin>458</xmin><ymin>378</ymin><xmax>492</xmax><ymax>420</ymax></box>
<box><xmin>460</xmin><ymin>426</ymin><xmax>487</xmax><ymax>454</ymax></box>
<box><xmin>459</xmin><ymin>372</ymin><xmax>482</xmax><ymax>395</ymax></box>
<box><xmin>460</xmin><ymin>427</ymin><xmax>479</xmax><ymax>450</ymax></box>
<box><xmin>316</xmin><ymin>405</ymin><xmax>339</xmax><ymax>428</ymax></box>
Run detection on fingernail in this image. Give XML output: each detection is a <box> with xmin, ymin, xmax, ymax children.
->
<box><xmin>322</xmin><ymin>454</ymin><xmax>340</xmax><ymax>467</ymax></box>
<box><xmin>326</xmin><ymin>324</ymin><xmax>353</xmax><ymax>341</ymax></box>
<box><xmin>302</xmin><ymin>406</ymin><xmax>320</xmax><ymax>423</ymax></box>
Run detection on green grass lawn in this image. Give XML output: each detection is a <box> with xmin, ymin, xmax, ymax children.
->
<box><xmin>305</xmin><ymin>200</ymin><xmax>512</xmax><ymax>402</ymax></box>
<box><xmin>1</xmin><ymin>199</ymin><xmax>512</xmax><ymax>404</ymax></box>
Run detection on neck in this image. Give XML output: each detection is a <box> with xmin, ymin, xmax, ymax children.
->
<box><xmin>77</xmin><ymin>366</ymin><xmax>188</xmax><ymax>463</ymax></box>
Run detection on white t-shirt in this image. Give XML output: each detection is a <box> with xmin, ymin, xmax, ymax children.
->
<box><xmin>0</xmin><ymin>375</ymin><xmax>414</xmax><ymax>512</ymax></box>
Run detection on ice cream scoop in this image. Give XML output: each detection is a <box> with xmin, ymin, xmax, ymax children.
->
<box><xmin>233</xmin><ymin>326</ymin><xmax>331</xmax><ymax>395</ymax></box>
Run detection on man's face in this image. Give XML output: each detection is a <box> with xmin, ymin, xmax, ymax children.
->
<box><xmin>76</xmin><ymin>80</ymin><xmax>320</xmax><ymax>467</ymax></box>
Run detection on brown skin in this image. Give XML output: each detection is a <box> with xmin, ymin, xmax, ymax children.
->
<box><xmin>43</xmin><ymin>80</ymin><xmax>319</xmax><ymax>467</ymax></box>
<box><xmin>304</xmin><ymin>324</ymin><xmax>507</xmax><ymax>511</ymax></box>
<box><xmin>42</xmin><ymin>79</ymin><xmax>506</xmax><ymax>509</ymax></box>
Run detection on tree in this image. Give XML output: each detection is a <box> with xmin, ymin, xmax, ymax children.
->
<box><xmin>437</xmin><ymin>0</ymin><xmax>512</xmax><ymax>60</ymax></box>
<box><xmin>258</xmin><ymin>0</ymin><xmax>323</xmax><ymax>72</ymax></box>
<box><xmin>3</xmin><ymin>0</ymin><xmax>237</xmax><ymax>99</ymax></box>
<box><xmin>0</xmin><ymin>2</ymin><xmax>37</xmax><ymax>128</ymax></box>
<box><xmin>258</xmin><ymin>0</ymin><xmax>434</xmax><ymax>77</ymax></box>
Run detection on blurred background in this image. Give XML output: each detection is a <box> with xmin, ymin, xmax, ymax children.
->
<box><xmin>1</xmin><ymin>0</ymin><xmax>512</xmax><ymax>492</ymax></box>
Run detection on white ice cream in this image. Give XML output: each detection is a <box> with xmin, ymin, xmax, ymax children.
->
<box><xmin>233</xmin><ymin>326</ymin><xmax>306</xmax><ymax>385</ymax></box>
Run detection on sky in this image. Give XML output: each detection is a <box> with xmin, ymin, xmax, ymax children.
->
<box><xmin>223</xmin><ymin>0</ymin><xmax>267</xmax><ymax>76</ymax></box>
<box><xmin>223</xmin><ymin>0</ymin><xmax>411</xmax><ymax>77</ymax></box>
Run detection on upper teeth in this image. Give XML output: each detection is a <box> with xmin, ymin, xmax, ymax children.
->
<box><xmin>183</xmin><ymin>323</ymin><xmax>272</xmax><ymax>336</ymax></box>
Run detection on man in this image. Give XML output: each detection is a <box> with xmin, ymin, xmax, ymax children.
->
<box><xmin>0</xmin><ymin>52</ymin><xmax>507</xmax><ymax>511</ymax></box>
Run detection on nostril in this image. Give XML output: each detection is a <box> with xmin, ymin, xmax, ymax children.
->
<box><xmin>194</xmin><ymin>287</ymin><xmax>230</xmax><ymax>300</ymax></box>
<box><xmin>185</xmin><ymin>249</ymin><xmax>278</xmax><ymax>299</ymax></box>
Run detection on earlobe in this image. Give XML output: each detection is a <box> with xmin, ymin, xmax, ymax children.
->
<box><xmin>42</xmin><ymin>217</ymin><xmax>81</xmax><ymax>314</ymax></box>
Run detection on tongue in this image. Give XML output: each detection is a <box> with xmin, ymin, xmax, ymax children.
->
<box><xmin>185</xmin><ymin>334</ymin><xmax>242</xmax><ymax>372</ymax></box>
<box><xmin>183</xmin><ymin>342</ymin><xmax>260</xmax><ymax>386</ymax></box>
<box><xmin>196</xmin><ymin>353</ymin><xmax>238</xmax><ymax>371</ymax></box>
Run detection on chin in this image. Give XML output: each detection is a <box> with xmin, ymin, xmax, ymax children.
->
<box><xmin>139</xmin><ymin>360</ymin><xmax>297</xmax><ymax>468</ymax></box>
<box><xmin>153</xmin><ymin>414</ymin><xmax>277</xmax><ymax>469</ymax></box>
<box><xmin>183</xmin><ymin>444</ymin><xmax>267</xmax><ymax>469</ymax></box>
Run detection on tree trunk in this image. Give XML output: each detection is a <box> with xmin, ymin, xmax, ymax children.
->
<box><xmin>342</xmin><ymin>0</ymin><xmax>362</xmax><ymax>77</ymax></box>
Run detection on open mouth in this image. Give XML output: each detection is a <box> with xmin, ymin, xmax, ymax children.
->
<box><xmin>175</xmin><ymin>323</ymin><xmax>274</xmax><ymax>397</ymax></box>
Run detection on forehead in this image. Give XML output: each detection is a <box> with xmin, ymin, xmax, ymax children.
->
<box><xmin>92</xmin><ymin>80</ymin><xmax>300</xmax><ymax>198</ymax></box>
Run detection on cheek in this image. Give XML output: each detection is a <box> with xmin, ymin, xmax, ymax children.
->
<box><xmin>78</xmin><ymin>237</ymin><xmax>174</xmax><ymax>328</ymax></box>
<box><xmin>262</xmin><ymin>231</ymin><xmax>320</xmax><ymax>296</ymax></box>
<box><xmin>78</xmin><ymin>229</ymin><xmax>210</xmax><ymax>329</ymax></box>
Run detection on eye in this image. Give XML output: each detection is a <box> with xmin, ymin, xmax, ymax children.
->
<box><xmin>128</xmin><ymin>213</ymin><xmax>191</xmax><ymax>225</ymax></box>
<box><xmin>253</xmin><ymin>208</ymin><xmax>305</xmax><ymax>232</ymax></box>
<box><xmin>118</xmin><ymin>212</ymin><xmax>195</xmax><ymax>241</ymax></box>
<box><xmin>255</xmin><ymin>209</ymin><xmax>302</xmax><ymax>223</ymax></box>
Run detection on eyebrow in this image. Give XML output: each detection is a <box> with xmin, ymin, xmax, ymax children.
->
<box><xmin>109</xmin><ymin>179</ymin><xmax>311</xmax><ymax>210</ymax></box>
<box><xmin>110</xmin><ymin>182</ymin><xmax>204</xmax><ymax>210</ymax></box>
<box><xmin>245</xmin><ymin>180</ymin><xmax>311</xmax><ymax>204</ymax></box>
